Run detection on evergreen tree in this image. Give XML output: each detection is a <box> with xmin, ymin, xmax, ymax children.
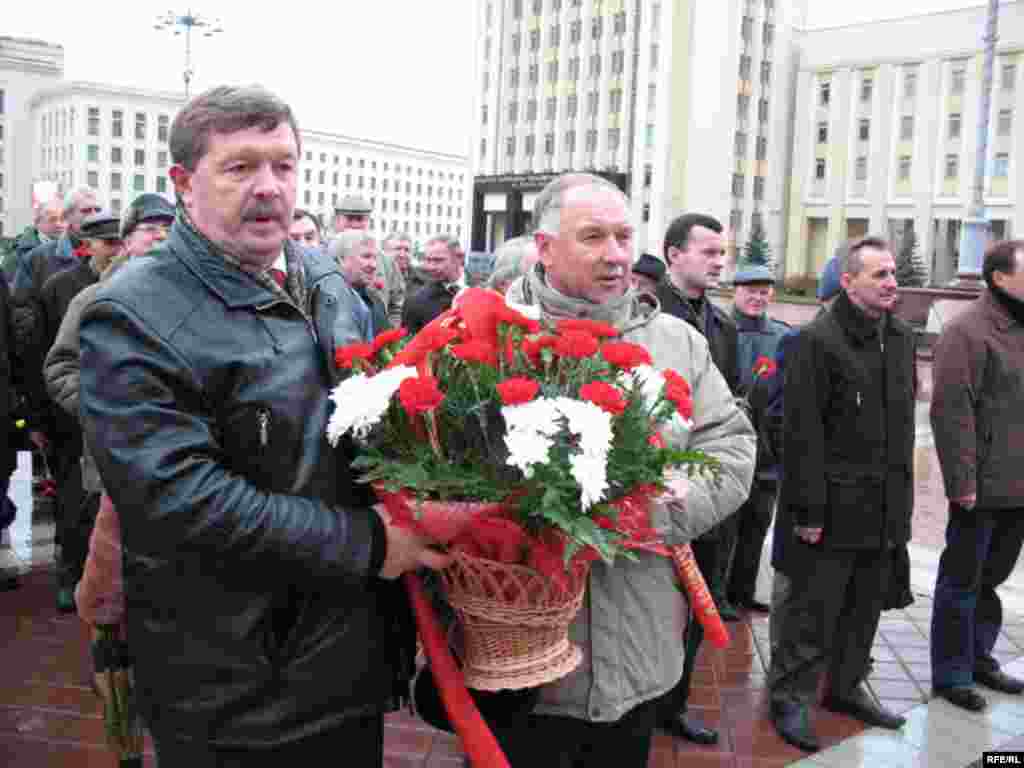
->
<box><xmin>744</xmin><ymin>225</ymin><xmax>772</xmax><ymax>266</ymax></box>
<box><xmin>895</xmin><ymin>229</ymin><xmax>927</xmax><ymax>287</ymax></box>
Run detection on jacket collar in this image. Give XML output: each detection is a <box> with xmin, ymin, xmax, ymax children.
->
<box><xmin>832</xmin><ymin>290</ymin><xmax>886</xmax><ymax>345</ymax></box>
<box><xmin>982</xmin><ymin>287</ymin><xmax>1020</xmax><ymax>332</ymax></box>
<box><xmin>732</xmin><ymin>307</ymin><xmax>768</xmax><ymax>332</ymax></box>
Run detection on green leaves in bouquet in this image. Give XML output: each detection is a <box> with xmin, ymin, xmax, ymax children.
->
<box><xmin>351</xmin><ymin>444</ymin><xmax>512</xmax><ymax>502</ymax></box>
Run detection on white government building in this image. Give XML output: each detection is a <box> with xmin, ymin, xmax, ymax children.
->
<box><xmin>0</xmin><ymin>36</ymin><xmax>471</xmax><ymax>246</ymax></box>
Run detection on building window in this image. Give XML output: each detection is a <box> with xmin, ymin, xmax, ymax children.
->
<box><xmin>156</xmin><ymin>151</ymin><xmax>167</xmax><ymax>168</ymax></box>
<box><xmin>512</xmin><ymin>0</ymin><xmax>522</xmax><ymax>17</ymax></box>
<box><xmin>111</xmin><ymin>146</ymin><xmax>123</xmax><ymax>164</ymax></box>
<box><xmin>155</xmin><ymin>177</ymin><xmax>166</xmax><ymax>195</ymax></box>
<box><xmin>650</xmin><ymin>44</ymin><xmax>659</xmax><ymax>70</ymax></box>
<box><xmin>304</xmin><ymin>169</ymin><xmax>312</xmax><ymax>183</ymax></box>
<box><xmin>508</xmin><ymin>101</ymin><xmax>518</xmax><ymax>123</ymax></box>
<box><xmin>647</xmin><ymin>82</ymin><xmax>656</xmax><ymax>109</ymax></box>
<box><xmin>898</xmin><ymin>156</ymin><xmax>912</xmax><ymax>180</ymax></box>
<box><xmin>998</xmin><ymin>109</ymin><xmax>1013</xmax><ymax>136</ymax></box>
<box><xmin>609</xmin><ymin>89</ymin><xmax>623</xmax><ymax>113</ymax></box>
<box><xmin>481</xmin><ymin>105</ymin><xmax>488</xmax><ymax>125</ymax></box>
<box><xmin>819</xmin><ymin>81</ymin><xmax>830</xmax><ymax>106</ymax></box>
<box><xmin>550</xmin><ymin>24</ymin><xmax>560</xmax><ymax>46</ymax></box>
<box><xmin>945</xmin><ymin>154</ymin><xmax>959</xmax><ymax>179</ymax></box>
<box><xmin>87</xmin><ymin>170</ymin><xmax>99</xmax><ymax>188</ymax></box>
<box><xmin>530</xmin><ymin>28</ymin><xmax>540</xmax><ymax>51</ymax></box>
<box><xmin>642</xmin><ymin>204</ymin><xmax>650</xmax><ymax>223</ymax></box>
<box><xmin>608</xmin><ymin>128</ymin><xmax>620</xmax><ymax>150</ymax></box>
<box><xmin>319</xmin><ymin>170</ymin><xmax>326</xmax><ymax>185</ymax></box>
<box><xmin>134</xmin><ymin>149</ymin><xmax>145</xmax><ymax>166</ymax></box>
<box><xmin>854</xmin><ymin>157</ymin><xmax>867</xmax><ymax>181</ymax></box>
<box><xmin>87</xmin><ymin>145</ymin><xmax>99</xmax><ymax>162</ymax></box>
<box><xmin>763</xmin><ymin>22</ymin><xmax>775</xmax><ymax>47</ymax></box>
<box><xmin>88</xmin><ymin>107</ymin><xmax>100</xmax><ymax>136</ymax></box>
<box><xmin>525</xmin><ymin>135</ymin><xmax>535</xmax><ymax>156</ymax></box>
<box><xmin>1003</xmin><ymin>63</ymin><xmax>1017</xmax><ymax>92</ymax></box>
<box><xmin>644</xmin><ymin>164</ymin><xmax>652</xmax><ymax>187</ymax></box>
<box><xmin>815</xmin><ymin>159</ymin><xmax>826</xmax><ymax>180</ymax></box>
<box><xmin>948</xmin><ymin>113</ymin><xmax>962</xmax><ymax>140</ymax></box>
<box><xmin>111</xmin><ymin>172</ymin><xmax>122</xmax><ymax>191</ymax></box>
<box><xmin>589</xmin><ymin>54</ymin><xmax>601</xmax><ymax>78</ymax></box>
<box><xmin>739</xmin><ymin>55</ymin><xmax>751</xmax><ymax>79</ymax></box>
<box><xmin>858</xmin><ymin>119</ymin><xmax>870</xmax><ymax>142</ymax></box>
<box><xmin>735</xmin><ymin>131</ymin><xmax>747</xmax><ymax>158</ymax></box>
<box><xmin>112</xmin><ymin>110</ymin><xmax>123</xmax><ymax>138</ymax></box>
<box><xmin>993</xmin><ymin>153</ymin><xmax>1009</xmax><ymax>178</ymax></box>
<box><xmin>546</xmin><ymin>96</ymin><xmax>556</xmax><ymax>119</ymax></box>
<box><xmin>135</xmin><ymin>112</ymin><xmax>146</xmax><ymax>140</ymax></box>
<box><xmin>544</xmin><ymin>132</ymin><xmax>555</xmax><ymax>154</ymax></box>
<box><xmin>567</xmin><ymin>93</ymin><xmax>578</xmax><ymax>117</ymax></box>
<box><xmin>506</xmin><ymin>137</ymin><xmax>516</xmax><ymax>156</ymax></box>
<box><xmin>527</xmin><ymin>99</ymin><xmax>537</xmax><ymax>121</ymax></box>
<box><xmin>612</xmin><ymin>50</ymin><xmax>624</xmax><ymax>74</ymax></box>
<box><xmin>730</xmin><ymin>209</ymin><xmax>742</xmax><ymax>235</ymax></box>
<box><xmin>951</xmin><ymin>64</ymin><xmax>966</xmax><ymax>95</ymax></box>
<box><xmin>586</xmin><ymin>129</ymin><xmax>598</xmax><ymax>152</ymax></box>
<box><xmin>753</xmin><ymin>176</ymin><xmax>765</xmax><ymax>200</ymax></box>
<box><xmin>755</xmin><ymin>136</ymin><xmax>767</xmax><ymax>160</ymax></box>
<box><xmin>757</xmin><ymin>98</ymin><xmax>768</xmax><ymax>123</ymax></box>
<box><xmin>158</xmin><ymin>115</ymin><xmax>170</xmax><ymax>142</ymax></box>
<box><xmin>547</xmin><ymin>60</ymin><xmax>558</xmax><ymax>82</ymax></box>
<box><xmin>904</xmin><ymin>69</ymin><xmax>918</xmax><ymax>100</ymax></box>
<box><xmin>614</xmin><ymin>11</ymin><xmax>626</xmax><ymax>35</ymax></box>
<box><xmin>133</xmin><ymin>174</ymin><xmax>145</xmax><ymax>192</ymax></box>
<box><xmin>645</xmin><ymin>124</ymin><xmax>654</xmax><ymax>147</ymax></box>
<box><xmin>732</xmin><ymin>174</ymin><xmax>745</xmax><ymax>197</ymax></box>
<box><xmin>900</xmin><ymin>115</ymin><xmax>914</xmax><ymax>141</ymax></box>
<box><xmin>741</xmin><ymin>15</ymin><xmax>753</xmax><ymax>41</ymax></box>
<box><xmin>591</xmin><ymin>15</ymin><xmax>602</xmax><ymax>40</ymax></box>
<box><xmin>570</xmin><ymin>20</ymin><xmax>581</xmax><ymax>43</ymax></box>
<box><xmin>860</xmin><ymin>76</ymin><xmax>873</xmax><ymax>102</ymax></box>
<box><xmin>588</xmin><ymin>91</ymin><xmax>599</xmax><ymax>116</ymax></box>
<box><xmin>568</xmin><ymin>56</ymin><xmax>580</xmax><ymax>78</ymax></box>
<box><xmin>509</xmin><ymin>68</ymin><xmax>519</xmax><ymax>87</ymax></box>
<box><xmin>564</xmin><ymin>130</ymin><xmax>576</xmax><ymax>151</ymax></box>
<box><xmin>761</xmin><ymin>61</ymin><xmax>772</xmax><ymax>85</ymax></box>
<box><xmin>738</xmin><ymin>94</ymin><xmax>750</xmax><ymax>115</ymax></box>
<box><xmin>528</xmin><ymin>62</ymin><xmax>539</xmax><ymax>84</ymax></box>
<box><xmin>532</xmin><ymin>0</ymin><xmax>542</xmax><ymax>13</ymax></box>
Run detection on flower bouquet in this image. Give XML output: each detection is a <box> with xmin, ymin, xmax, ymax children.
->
<box><xmin>327</xmin><ymin>288</ymin><xmax>724</xmax><ymax>762</ymax></box>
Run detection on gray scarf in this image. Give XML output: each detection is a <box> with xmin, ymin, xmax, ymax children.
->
<box><xmin>508</xmin><ymin>264</ymin><xmax>659</xmax><ymax>333</ymax></box>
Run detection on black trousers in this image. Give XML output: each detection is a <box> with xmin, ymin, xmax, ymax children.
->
<box><xmin>661</xmin><ymin>535</ymin><xmax>717</xmax><ymax>717</ymax></box>
<box><xmin>153</xmin><ymin>715</ymin><xmax>383</xmax><ymax>767</ymax></box>
<box><xmin>490</xmin><ymin>697</ymin><xmax>660</xmax><ymax>767</ymax></box>
<box><xmin>728</xmin><ymin>478</ymin><xmax>778</xmax><ymax>605</ymax></box>
<box><xmin>50</xmin><ymin>426</ymin><xmax>88</xmax><ymax>586</ymax></box>
<box><xmin>769</xmin><ymin>546</ymin><xmax>892</xmax><ymax>705</ymax></box>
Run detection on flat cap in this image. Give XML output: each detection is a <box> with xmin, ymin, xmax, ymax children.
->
<box><xmin>633</xmin><ymin>253</ymin><xmax>666</xmax><ymax>282</ymax></box>
<box><xmin>335</xmin><ymin>194</ymin><xmax>372</xmax><ymax>215</ymax></box>
<box><xmin>733</xmin><ymin>264</ymin><xmax>776</xmax><ymax>285</ymax></box>
<box><xmin>81</xmin><ymin>211</ymin><xmax>122</xmax><ymax>241</ymax></box>
<box><xmin>121</xmin><ymin>193</ymin><xmax>175</xmax><ymax>238</ymax></box>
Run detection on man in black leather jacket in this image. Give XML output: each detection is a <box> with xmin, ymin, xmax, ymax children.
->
<box><xmin>78</xmin><ymin>85</ymin><xmax>450</xmax><ymax>765</ymax></box>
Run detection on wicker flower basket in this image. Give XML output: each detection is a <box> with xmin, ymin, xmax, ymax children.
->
<box><xmin>441</xmin><ymin>551</ymin><xmax>589</xmax><ymax>691</ymax></box>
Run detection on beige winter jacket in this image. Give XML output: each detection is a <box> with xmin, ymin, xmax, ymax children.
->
<box><xmin>506</xmin><ymin>269</ymin><xmax>756</xmax><ymax>722</ymax></box>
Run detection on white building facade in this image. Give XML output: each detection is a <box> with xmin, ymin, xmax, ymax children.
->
<box><xmin>469</xmin><ymin>0</ymin><xmax>803</xmax><ymax>265</ymax></box>
<box><xmin>784</xmin><ymin>2</ymin><xmax>1024</xmax><ymax>283</ymax></box>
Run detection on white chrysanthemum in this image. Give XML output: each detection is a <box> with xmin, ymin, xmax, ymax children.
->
<box><xmin>504</xmin><ymin>429</ymin><xmax>554</xmax><ymax>478</ymax></box>
<box><xmin>325</xmin><ymin>365</ymin><xmax>418</xmax><ymax>444</ymax></box>
<box><xmin>502</xmin><ymin>398</ymin><xmax>563</xmax><ymax>476</ymax></box>
<box><xmin>554</xmin><ymin>398</ymin><xmax>613</xmax><ymax>458</ymax></box>
<box><xmin>504</xmin><ymin>299</ymin><xmax>541</xmax><ymax>321</ymax></box>
<box><xmin>570</xmin><ymin>453</ymin><xmax>609</xmax><ymax>510</ymax></box>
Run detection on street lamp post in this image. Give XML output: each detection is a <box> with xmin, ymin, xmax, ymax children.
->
<box><xmin>154</xmin><ymin>9</ymin><xmax>225</xmax><ymax>98</ymax></box>
<box><xmin>954</xmin><ymin>0</ymin><xmax>1000</xmax><ymax>286</ymax></box>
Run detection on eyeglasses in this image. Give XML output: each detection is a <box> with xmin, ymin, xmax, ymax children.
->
<box><xmin>136</xmin><ymin>223</ymin><xmax>170</xmax><ymax>236</ymax></box>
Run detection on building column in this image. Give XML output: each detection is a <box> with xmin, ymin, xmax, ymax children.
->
<box><xmin>471</xmin><ymin>187</ymin><xmax>487</xmax><ymax>252</ymax></box>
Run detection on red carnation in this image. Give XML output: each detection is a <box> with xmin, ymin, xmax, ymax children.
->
<box><xmin>371</xmin><ymin>327</ymin><xmax>408</xmax><ymax>355</ymax></box>
<box><xmin>648</xmin><ymin>431</ymin><xmax>666</xmax><ymax>448</ymax></box>
<box><xmin>556</xmin><ymin>319</ymin><xmax>621</xmax><ymax>338</ymax></box>
<box><xmin>454</xmin><ymin>287</ymin><xmax>541</xmax><ymax>347</ymax></box>
<box><xmin>600</xmin><ymin>341</ymin><xmax>653</xmax><ymax>370</ymax></box>
<box><xmin>522</xmin><ymin>335</ymin><xmax>559</xmax><ymax>367</ymax></box>
<box><xmin>662</xmin><ymin>370</ymin><xmax>694</xmax><ymax>421</ymax></box>
<box><xmin>753</xmin><ymin>355</ymin><xmax>778</xmax><ymax>379</ymax></box>
<box><xmin>579</xmin><ymin>381</ymin><xmax>627</xmax><ymax>415</ymax></box>
<box><xmin>497</xmin><ymin>377</ymin><xmax>540</xmax><ymax>406</ymax></box>
<box><xmin>398</xmin><ymin>375</ymin><xmax>445</xmax><ymax>417</ymax></box>
<box><xmin>335</xmin><ymin>342</ymin><xmax>374</xmax><ymax>369</ymax></box>
<box><xmin>553</xmin><ymin>330</ymin><xmax>600</xmax><ymax>359</ymax></box>
<box><xmin>451</xmin><ymin>339</ymin><xmax>499</xmax><ymax>366</ymax></box>
<box><xmin>73</xmin><ymin>244</ymin><xmax>91</xmax><ymax>260</ymax></box>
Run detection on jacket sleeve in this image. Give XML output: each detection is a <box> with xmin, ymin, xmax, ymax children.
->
<box><xmin>929</xmin><ymin>318</ymin><xmax>983</xmax><ymax>501</ymax></box>
<box><xmin>386</xmin><ymin>263</ymin><xmax>405</xmax><ymax>329</ymax></box>
<box><xmin>781</xmin><ymin>330</ymin><xmax>830</xmax><ymax>527</ymax></box>
<box><xmin>44</xmin><ymin>286</ymin><xmax>90</xmax><ymax>418</ymax></box>
<box><xmin>79</xmin><ymin>296</ymin><xmax>382</xmax><ymax>587</ymax></box>
<box><xmin>654</xmin><ymin>338</ymin><xmax>756</xmax><ymax>545</ymax></box>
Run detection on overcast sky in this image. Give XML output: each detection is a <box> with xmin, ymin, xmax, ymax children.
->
<box><xmin>5</xmin><ymin>1</ymin><xmax>989</xmax><ymax>157</ymax></box>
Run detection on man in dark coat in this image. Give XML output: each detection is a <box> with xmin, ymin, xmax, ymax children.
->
<box><xmin>6</xmin><ymin>197</ymin><xmax>66</xmax><ymax>285</ymax></box>
<box><xmin>655</xmin><ymin>212</ymin><xmax>742</xmax><ymax>746</ymax></box>
<box><xmin>35</xmin><ymin>212</ymin><xmax>122</xmax><ymax>611</ymax></box>
<box><xmin>727</xmin><ymin>264</ymin><xmax>790</xmax><ymax>613</ymax></box>
<box><xmin>78</xmin><ymin>85</ymin><xmax>450</xmax><ymax>764</ymax></box>
<box><xmin>0</xmin><ymin>277</ymin><xmax>18</xmax><ymax>590</ymax></box>
<box><xmin>929</xmin><ymin>239</ymin><xmax>1024</xmax><ymax>712</ymax></box>
<box><xmin>401</xmin><ymin>234</ymin><xmax>464</xmax><ymax>334</ymax></box>
<box><xmin>768</xmin><ymin>236</ymin><xmax>916</xmax><ymax>752</ymax></box>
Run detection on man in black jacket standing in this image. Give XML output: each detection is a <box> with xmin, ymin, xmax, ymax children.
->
<box><xmin>401</xmin><ymin>234</ymin><xmax>464</xmax><ymax>334</ymax></box>
<box><xmin>768</xmin><ymin>236</ymin><xmax>915</xmax><ymax>752</ymax></box>
<box><xmin>79</xmin><ymin>85</ymin><xmax>450</xmax><ymax>765</ymax></box>
<box><xmin>655</xmin><ymin>212</ymin><xmax>741</xmax><ymax>746</ymax></box>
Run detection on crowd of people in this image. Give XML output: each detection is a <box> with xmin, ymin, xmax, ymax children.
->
<box><xmin>1</xmin><ymin>83</ymin><xmax>1023</xmax><ymax>766</ymax></box>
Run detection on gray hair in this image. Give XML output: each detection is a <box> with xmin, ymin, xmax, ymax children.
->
<box><xmin>426</xmin><ymin>234</ymin><xmax>463</xmax><ymax>257</ymax></box>
<box><xmin>383</xmin><ymin>232</ymin><xmax>412</xmax><ymax>249</ymax></box>
<box><xmin>328</xmin><ymin>230</ymin><xmax>377</xmax><ymax>263</ymax></box>
<box><xmin>486</xmin><ymin>236</ymin><xmax>535</xmax><ymax>289</ymax></box>
<box><xmin>63</xmin><ymin>186</ymin><xmax>97</xmax><ymax>216</ymax></box>
<box><xmin>842</xmin><ymin>235</ymin><xmax>891</xmax><ymax>277</ymax></box>
<box><xmin>34</xmin><ymin>196</ymin><xmax>63</xmax><ymax>224</ymax></box>
<box><xmin>533</xmin><ymin>173</ymin><xmax>625</xmax><ymax>233</ymax></box>
<box><xmin>170</xmin><ymin>85</ymin><xmax>300</xmax><ymax>171</ymax></box>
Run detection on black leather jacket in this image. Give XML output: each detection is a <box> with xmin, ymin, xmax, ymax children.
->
<box><xmin>79</xmin><ymin>220</ymin><xmax>413</xmax><ymax>747</ymax></box>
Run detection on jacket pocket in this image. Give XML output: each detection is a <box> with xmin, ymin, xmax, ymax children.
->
<box><xmin>824</xmin><ymin>472</ymin><xmax>883</xmax><ymax>547</ymax></box>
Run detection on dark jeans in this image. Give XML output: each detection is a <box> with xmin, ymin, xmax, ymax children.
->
<box><xmin>931</xmin><ymin>504</ymin><xmax>1024</xmax><ymax>689</ymax></box>
<box><xmin>769</xmin><ymin>546</ymin><xmax>891</xmax><ymax>705</ymax></box>
<box><xmin>490</xmin><ymin>697</ymin><xmax>660</xmax><ymax>767</ymax></box>
<box><xmin>728</xmin><ymin>478</ymin><xmax>778</xmax><ymax>605</ymax></box>
<box><xmin>153</xmin><ymin>715</ymin><xmax>383</xmax><ymax>767</ymax></box>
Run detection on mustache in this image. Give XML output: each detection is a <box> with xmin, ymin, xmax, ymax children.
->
<box><xmin>242</xmin><ymin>201</ymin><xmax>283</xmax><ymax>221</ymax></box>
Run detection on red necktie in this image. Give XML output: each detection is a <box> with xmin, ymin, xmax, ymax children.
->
<box><xmin>269</xmin><ymin>268</ymin><xmax>287</xmax><ymax>289</ymax></box>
